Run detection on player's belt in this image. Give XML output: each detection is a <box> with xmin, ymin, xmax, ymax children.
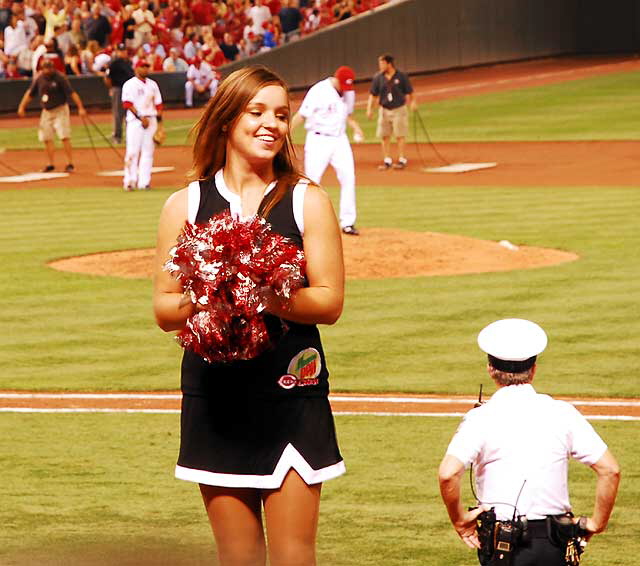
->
<box><xmin>313</xmin><ymin>131</ymin><xmax>338</xmax><ymax>137</ymax></box>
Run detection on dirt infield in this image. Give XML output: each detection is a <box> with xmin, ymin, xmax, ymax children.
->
<box><xmin>48</xmin><ymin>228</ymin><xmax>578</xmax><ymax>280</ymax></box>
<box><xmin>4</xmin><ymin>139</ymin><xmax>640</xmax><ymax>191</ymax></box>
<box><xmin>1</xmin><ymin>391</ymin><xmax>638</xmax><ymax>419</ymax></box>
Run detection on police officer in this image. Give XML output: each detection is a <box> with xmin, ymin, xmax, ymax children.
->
<box><xmin>104</xmin><ymin>43</ymin><xmax>134</xmax><ymax>144</ymax></box>
<box><xmin>438</xmin><ymin>319</ymin><xmax>620</xmax><ymax>565</ymax></box>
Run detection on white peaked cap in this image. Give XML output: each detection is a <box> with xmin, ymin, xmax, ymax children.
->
<box><xmin>477</xmin><ymin>318</ymin><xmax>548</xmax><ymax>361</ymax></box>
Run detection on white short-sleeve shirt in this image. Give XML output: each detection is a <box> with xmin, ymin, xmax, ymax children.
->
<box><xmin>446</xmin><ymin>383</ymin><xmax>607</xmax><ymax>520</ymax></box>
<box><xmin>298</xmin><ymin>78</ymin><xmax>354</xmax><ymax>137</ymax></box>
<box><xmin>121</xmin><ymin>76</ymin><xmax>163</xmax><ymax>122</ymax></box>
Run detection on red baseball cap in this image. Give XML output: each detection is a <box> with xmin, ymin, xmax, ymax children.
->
<box><xmin>334</xmin><ymin>66</ymin><xmax>355</xmax><ymax>91</ymax></box>
<box><xmin>135</xmin><ymin>58</ymin><xmax>150</xmax><ymax>68</ymax></box>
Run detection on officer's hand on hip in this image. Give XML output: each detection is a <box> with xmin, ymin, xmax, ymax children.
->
<box><xmin>454</xmin><ymin>505</ymin><xmax>490</xmax><ymax>550</ymax></box>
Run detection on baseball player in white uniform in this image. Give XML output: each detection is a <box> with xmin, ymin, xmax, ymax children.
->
<box><xmin>121</xmin><ymin>58</ymin><xmax>163</xmax><ymax>190</ymax></box>
<box><xmin>291</xmin><ymin>66</ymin><xmax>364</xmax><ymax>235</ymax></box>
<box><xmin>185</xmin><ymin>57</ymin><xmax>218</xmax><ymax>108</ymax></box>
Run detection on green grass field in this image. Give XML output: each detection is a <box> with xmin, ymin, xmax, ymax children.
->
<box><xmin>3</xmin><ymin>70</ymin><xmax>640</xmax><ymax>150</ymax></box>
<box><xmin>1</xmin><ymin>67</ymin><xmax>639</xmax><ymax>564</ymax></box>
<box><xmin>1</xmin><ymin>414</ymin><xmax>638</xmax><ymax>565</ymax></box>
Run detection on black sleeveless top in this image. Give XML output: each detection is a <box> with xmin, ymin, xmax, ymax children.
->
<box><xmin>180</xmin><ymin>177</ymin><xmax>330</xmax><ymax>399</ymax></box>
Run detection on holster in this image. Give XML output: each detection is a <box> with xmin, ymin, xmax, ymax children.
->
<box><xmin>476</xmin><ymin>508</ymin><xmax>526</xmax><ymax>566</ymax></box>
<box><xmin>547</xmin><ymin>513</ymin><xmax>587</xmax><ymax>546</ymax></box>
<box><xmin>547</xmin><ymin>513</ymin><xmax>588</xmax><ymax>566</ymax></box>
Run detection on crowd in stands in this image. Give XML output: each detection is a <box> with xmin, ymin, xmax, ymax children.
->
<box><xmin>0</xmin><ymin>0</ymin><xmax>389</xmax><ymax>80</ymax></box>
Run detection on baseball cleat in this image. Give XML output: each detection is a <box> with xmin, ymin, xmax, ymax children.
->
<box><xmin>42</xmin><ymin>164</ymin><xmax>55</xmax><ymax>172</ymax></box>
<box><xmin>64</xmin><ymin>163</ymin><xmax>74</xmax><ymax>173</ymax></box>
<box><xmin>378</xmin><ymin>158</ymin><xmax>393</xmax><ymax>170</ymax></box>
<box><xmin>341</xmin><ymin>225</ymin><xmax>360</xmax><ymax>236</ymax></box>
<box><xmin>393</xmin><ymin>158</ymin><xmax>408</xmax><ymax>169</ymax></box>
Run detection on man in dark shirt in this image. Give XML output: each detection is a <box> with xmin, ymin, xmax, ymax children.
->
<box><xmin>219</xmin><ymin>32</ymin><xmax>239</xmax><ymax>62</ymax></box>
<box><xmin>0</xmin><ymin>0</ymin><xmax>11</xmax><ymax>33</ymax></box>
<box><xmin>366</xmin><ymin>53</ymin><xmax>415</xmax><ymax>170</ymax></box>
<box><xmin>278</xmin><ymin>0</ymin><xmax>302</xmax><ymax>41</ymax></box>
<box><xmin>17</xmin><ymin>60</ymin><xmax>87</xmax><ymax>172</ymax></box>
<box><xmin>104</xmin><ymin>43</ymin><xmax>134</xmax><ymax>144</ymax></box>
<box><xmin>84</xmin><ymin>4</ymin><xmax>112</xmax><ymax>47</ymax></box>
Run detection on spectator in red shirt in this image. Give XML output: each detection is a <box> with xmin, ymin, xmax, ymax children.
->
<box><xmin>36</xmin><ymin>37</ymin><xmax>66</xmax><ymax>73</ymax></box>
<box><xmin>267</xmin><ymin>0</ymin><xmax>281</xmax><ymax>15</ymax></box>
<box><xmin>162</xmin><ymin>0</ymin><xmax>183</xmax><ymax>29</ymax></box>
<box><xmin>105</xmin><ymin>0</ymin><xmax>123</xmax><ymax>14</ymax></box>
<box><xmin>151</xmin><ymin>51</ymin><xmax>164</xmax><ymax>71</ymax></box>
<box><xmin>190</xmin><ymin>0</ymin><xmax>214</xmax><ymax>32</ymax></box>
<box><xmin>5</xmin><ymin>60</ymin><xmax>24</xmax><ymax>79</ymax></box>
<box><xmin>201</xmin><ymin>41</ymin><xmax>226</xmax><ymax>68</ymax></box>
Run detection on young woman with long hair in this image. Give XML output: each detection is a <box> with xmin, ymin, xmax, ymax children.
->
<box><xmin>153</xmin><ymin>65</ymin><xmax>345</xmax><ymax>566</ymax></box>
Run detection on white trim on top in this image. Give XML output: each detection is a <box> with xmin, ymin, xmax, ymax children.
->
<box><xmin>187</xmin><ymin>180</ymin><xmax>201</xmax><ymax>224</ymax></box>
<box><xmin>215</xmin><ymin>169</ymin><xmax>277</xmax><ymax>221</ymax></box>
<box><xmin>292</xmin><ymin>180</ymin><xmax>308</xmax><ymax>236</ymax></box>
<box><xmin>175</xmin><ymin>443</ymin><xmax>346</xmax><ymax>489</ymax></box>
<box><xmin>187</xmin><ymin>172</ymin><xmax>307</xmax><ymax>234</ymax></box>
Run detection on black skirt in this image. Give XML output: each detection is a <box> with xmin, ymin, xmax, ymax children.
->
<box><xmin>175</xmin><ymin>392</ymin><xmax>345</xmax><ymax>489</ymax></box>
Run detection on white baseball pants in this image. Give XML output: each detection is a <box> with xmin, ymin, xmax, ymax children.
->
<box><xmin>124</xmin><ymin>117</ymin><xmax>157</xmax><ymax>189</ymax></box>
<box><xmin>304</xmin><ymin>132</ymin><xmax>356</xmax><ymax>228</ymax></box>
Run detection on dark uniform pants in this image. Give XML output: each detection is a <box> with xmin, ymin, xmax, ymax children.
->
<box><xmin>479</xmin><ymin>520</ymin><xmax>566</xmax><ymax>566</ymax></box>
<box><xmin>111</xmin><ymin>86</ymin><xmax>124</xmax><ymax>141</ymax></box>
<box><xmin>512</xmin><ymin>537</ymin><xmax>565</xmax><ymax>566</ymax></box>
<box><xmin>511</xmin><ymin>521</ymin><xmax>565</xmax><ymax>566</ymax></box>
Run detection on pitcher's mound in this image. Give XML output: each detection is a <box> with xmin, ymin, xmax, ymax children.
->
<box><xmin>48</xmin><ymin>228</ymin><xmax>578</xmax><ymax>280</ymax></box>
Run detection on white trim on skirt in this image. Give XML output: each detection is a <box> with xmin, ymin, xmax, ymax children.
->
<box><xmin>175</xmin><ymin>443</ymin><xmax>346</xmax><ymax>489</ymax></box>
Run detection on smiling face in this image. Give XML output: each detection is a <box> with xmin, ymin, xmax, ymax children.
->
<box><xmin>226</xmin><ymin>84</ymin><xmax>290</xmax><ymax>167</ymax></box>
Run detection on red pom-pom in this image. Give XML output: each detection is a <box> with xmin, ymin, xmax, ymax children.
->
<box><xmin>164</xmin><ymin>210</ymin><xmax>306</xmax><ymax>363</ymax></box>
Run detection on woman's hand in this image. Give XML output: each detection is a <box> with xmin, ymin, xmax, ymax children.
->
<box><xmin>267</xmin><ymin>184</ymin><xmax>344</xmax><ymax>325</ymax></box>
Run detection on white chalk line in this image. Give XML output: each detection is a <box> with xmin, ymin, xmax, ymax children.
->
<box><xmin>2</xmin><ymin>393</ymin><xmax>638</xmax><ymax>408</ymax></box>
<box><xmin>0</xmin><ymin>407</ymin><xmax>637</xmax><ymax>420</ymax></box>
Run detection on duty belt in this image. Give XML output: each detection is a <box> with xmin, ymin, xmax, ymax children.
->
<box><xmin>476</xmin><ymin>508</ymin><xmax>588</xmax><ymax>566</ymax></box>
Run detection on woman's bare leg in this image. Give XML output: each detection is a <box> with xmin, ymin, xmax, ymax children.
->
<box><xmin>199</xmin><ymin>484</ymin><xmax>266</xmax><ymax>566</ymax></box>
<box><xmin>262</xmin><ymin>470</ymin><xmax>322</xmax><ymax>566</ymax></box>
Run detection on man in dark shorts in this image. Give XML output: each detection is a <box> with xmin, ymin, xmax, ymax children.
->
<box><xmin>366</xmin><ymin>53</ymin><xmax>416</xmax><ymax>170</ymax></box>
<box><xmin>104</xmin><ymin>43</ymin><xmax>134</xmax><ymax>144</ymax></box>
<box><xmin>17</xmin><ymin>59</ymin><xmax>87</xmax><ymax>172</ymax></box>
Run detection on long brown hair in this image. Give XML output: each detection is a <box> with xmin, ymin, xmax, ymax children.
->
<box><xmin>188</xmin><ymin>65</ymin><xmax>303</xmax><ymax>218</ymax></box>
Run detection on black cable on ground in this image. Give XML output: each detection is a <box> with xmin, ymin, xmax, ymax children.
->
<box><xmin>81</xmin><ymin>114</ymin><xmax>103</xmax><ymax>171</ymax></box>
<box><xmin>85</xmin><ymin>114</ymin><xmax>124</xmax><ymax>161</ymax></box>
<box><xmin>413</xmin><ymin>108</ymin><xmax>452</xmax><ymax>167</ymax></box>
